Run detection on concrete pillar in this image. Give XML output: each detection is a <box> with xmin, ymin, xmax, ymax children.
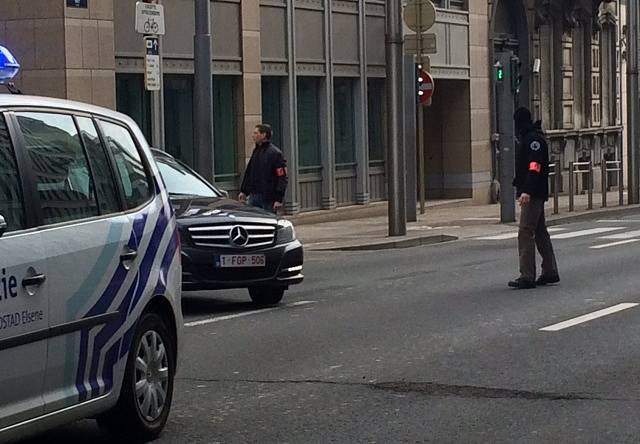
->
<box><xmin>354</xmin><ymin>0</ymin><xmax>370</xmax><ymax>205</ymax></box>
<box><xmin>0</xmin><ymin>0</ymin><xmax>116</xmax><ymax>109</ymax></box>
<box><xmin>239</xmin><ymin>0</ymin><xmax>262</xmax><ymax>170</ymax></box>
<box><xmin>320</xmin><ymin>0</ymin><xmax>336</xmax><ymax>209</ymax></box>
<box><xmin>469</xmin><ymin>0</ymin><xmax>492</xmax><ymax>204</ymax></box>
<box><xmin>283</xmin><ymin>0</ymin><xmax>300</xmax><ymax>214</ymax></box>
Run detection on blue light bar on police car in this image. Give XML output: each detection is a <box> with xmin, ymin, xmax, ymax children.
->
<box><xmin>0</xmin><ymin>46</ymin><xmax>20</xmax><ymax>83</ymax></box>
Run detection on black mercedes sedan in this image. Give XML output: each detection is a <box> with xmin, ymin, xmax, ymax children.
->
<box><xmin>152</xmin><ymin>149</ymin><xmax>304</xmax><ymax>305</ymax></box>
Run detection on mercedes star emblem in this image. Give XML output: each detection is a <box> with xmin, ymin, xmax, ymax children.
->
<box><xmin>229</xmin><ymin>226</ymin><xmax>249</xmax><ymax>247</ymax></box>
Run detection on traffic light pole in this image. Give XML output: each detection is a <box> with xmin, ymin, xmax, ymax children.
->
<box><xmin>194</xmin><ymin>0</ymin><xmax>214</xmax><ymax>183</ymax></box>
<box><xmin>495</xmin><ymin>51</ymin><xmax>516</xmax><ymax>223</ymax></box>
<box><xmin>627</xmin><ymin>0</ymin><xmax>640</xmax><ymax>204</ymax></box>
<box><xmin>386</xmin><ymin>0</ymin><xmax>407</xmax><ymax>236</ymax></box>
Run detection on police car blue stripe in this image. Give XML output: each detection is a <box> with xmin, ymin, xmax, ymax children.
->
<box><xmin>76</xmin><ymin>211</ymin><xmax>150</xmax><ymax>402</ymax></box>
<box><xmin>87</xmin><ymin>207</ymin><xmax>169</xmax><ymax>399</ymax></box>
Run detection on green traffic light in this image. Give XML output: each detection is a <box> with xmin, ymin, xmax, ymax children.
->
<box><xmin>496</xmin><ymin>66</ymin><xmax>504</xmax><ymax>81</ymax></box>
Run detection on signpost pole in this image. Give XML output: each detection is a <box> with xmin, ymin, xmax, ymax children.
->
<box><xmin>141</xmin><ymin>0</ymin><xmax>164</xmax><ymax>149</ymax></box>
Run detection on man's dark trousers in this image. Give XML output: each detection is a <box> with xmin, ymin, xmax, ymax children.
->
<box><xmin>518</xmin><ymin>198</ymin><xmax>558</xmax><ymax>282</ymax></box>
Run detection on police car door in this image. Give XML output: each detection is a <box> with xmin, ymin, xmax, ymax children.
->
<box><xmin>0</xmin><ymin>114</ymin><xmax>49</xmax><ymax>429</ymax></box>
<box><xmin>11</xmin><ymin>112</ymin><xmax>131</xmax><ymax>413</ymax></box>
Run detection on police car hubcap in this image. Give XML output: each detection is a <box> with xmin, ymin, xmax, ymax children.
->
<box><xmin>135</xmin><ymin>330</ymin><xmax>169</xmax><ymax>422</ymax></box>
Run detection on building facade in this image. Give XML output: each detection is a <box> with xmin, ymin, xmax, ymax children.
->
<box><xmin>0</xmin><ymin>0</ymin><xmax>489</xmax><ymax>214</ymax></box>
<box><xmin>489</xmin><ymin>0</ymin><xmax>623</xmax><ymax>197</ymax></box>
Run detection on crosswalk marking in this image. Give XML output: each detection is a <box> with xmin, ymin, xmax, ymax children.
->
<box><xmin>598</xmin><ymin>229</ymin><xmax>640</xmax><ymax>240</ymax></box>
<box><xmin>540</xmin><ymin>303</ymin><xmax>639</xmax><ymax>332</ymax></box>
<box><xmin>476</xmin><ymin>227</ymin><xmax>567</xmax><ymax>241</ymax></box>
<box><xmin>590</xmin><ymin>239</ymin><xmax>640</xmax><ymax>250</ymax></box>
<box><xmin>550</xmin><ymin>227</ymin><xmax>625</xmax><ymax>239</ymax></box>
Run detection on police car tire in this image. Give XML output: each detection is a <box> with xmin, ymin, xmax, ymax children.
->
<box><xmin>98</xmin><ymin>311</ymin><xmax>176</xmax><ymax>442</ymax></box>
<box><xmin>249</xmin><ymin>287</ymin><xmax>285</xmax><ymax>305</ymax></box>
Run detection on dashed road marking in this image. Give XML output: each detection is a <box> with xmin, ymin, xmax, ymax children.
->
<box><xmin>550</xmin><ymin>227</ymin><xmax>626</xmax><ymax>239</ymax></box>
<box><xmin>590</xmin><ymin>239</ymin><xmax>640</xmax><ymax>249</ymax></box>
<box><xmin>540</xmin><ymin>303</ymin><xmax>639</xmax><ymax>332</ymax></box>
<box><xmin>185</xmin><ymin>300</ymin><xmax>317</xmax><ymax>327</ymax></box>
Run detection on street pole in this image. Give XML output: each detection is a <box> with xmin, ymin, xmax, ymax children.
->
<box><xmin>194</xmin><ymin>0</ymin><xmax>214</xmax><ymax>183</ymax></box>
<box><xmin>627</xmin><ymin>0</ymin><xmax>640</xmax><ymax>204</ymax></box>
<box><xmin>386</xmin><ymin>0</ymin><xmax>407</xmax><ymax>236</ymax></box>
<box><xmin>416</xmin><ymin>0</ymin><xmax>426</xmax><ymax>215</ymax></box>
<box><xmin>143</xmin><ymin>0</ymin><xmax>164</xmax><ymax>149</ymax></box>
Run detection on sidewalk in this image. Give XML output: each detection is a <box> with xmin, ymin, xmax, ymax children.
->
<box><xmin>294</xmin><ymin>191</ymin><xmax>640</xmax><ymax>251</ymax></box>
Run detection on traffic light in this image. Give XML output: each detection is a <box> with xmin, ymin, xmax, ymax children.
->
<box><xmin>416</xmin><ymin>63</ymin><xmax>425</xmax><ymax>103</ymax></box>
<box><xmin>495</xmin><ymin>61</ymin><xmax>504</xmax><ymax>82</ymax></box>
<box><xmin>510</xmin><ymin>56</ymin><xmax>522</xmax><ymax>94</ymax></box>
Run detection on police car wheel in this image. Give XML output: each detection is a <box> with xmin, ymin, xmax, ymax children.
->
<box><xmin>249</xmin><ymin>287</ymin><xmax>285</xmax><ymax>305</ymax></box>
<box><xmin>98</xmin><ymin>311</ymin><xmax>175</xmax><ymax>442</ymax></box>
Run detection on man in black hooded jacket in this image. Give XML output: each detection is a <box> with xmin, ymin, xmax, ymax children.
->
<box><xmin>508</xmin><ymin>107</ymin><xmax>560</xmax><ymax>289</ymax></box>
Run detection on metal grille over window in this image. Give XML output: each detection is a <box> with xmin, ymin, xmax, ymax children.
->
<box><xmin>188</xmin><ymin>223</ymin><xmax>276</xmax><ymax>248</ymax></box>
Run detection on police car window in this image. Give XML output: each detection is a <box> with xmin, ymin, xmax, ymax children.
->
<box><xmin>76</xmin><ymin>117</ymin><xmax>120</xmax><ymax>214</ymax></box>
<box><xmin>100</xmin><ymin>121</ymin><xmax>151</xmax><ymax>209</ymax></box>
<box><xmin>16</xmin><ymin>112</ymin><xmax>99</xmax><ymax>226</ymax></box>
<box><xmin>0</xmin><ymin>115</ymin><xmax>25</xmax><ymax>232</ymax></box>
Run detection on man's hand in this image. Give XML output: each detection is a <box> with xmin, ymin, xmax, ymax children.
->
<box><xmin>238</xmin><ymin>192</ymin><xmax>247</xmax><ymax>203</ymax></box>
<box><xmin>273</xmin><ymin>201</ymin><xmax>283</xmax><ymax>212</ymax></box>
<box><xmin>518</xmin><ymin>193</ymin><xmax>531</xmax><ymax>206</ymax></box>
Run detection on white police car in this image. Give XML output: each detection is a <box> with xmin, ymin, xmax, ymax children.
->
<box><xmin>0</xmin><ymin>47</ymin><xmax>182</xmax><ymax>442</ymax></box>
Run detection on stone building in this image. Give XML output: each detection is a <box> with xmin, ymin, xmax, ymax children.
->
<box><xmin>489</xmin><ymin>0</ymin><xmax>623</xmax><ymax>197</ymax></box>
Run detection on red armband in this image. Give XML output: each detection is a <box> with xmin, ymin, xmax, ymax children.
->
<box><xmin>529</xmin><ymin>162</ymin><xmax>541</xmax><ymax>173</ymax></box>
<box><xmin>275</xmin><ymin>167</ymin><xmax>287</xmax><ymax>177</ymax></box>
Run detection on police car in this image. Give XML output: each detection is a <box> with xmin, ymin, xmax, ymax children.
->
<box><xmin>0</xmin><ymin>47</ymin><xmax>182</xmax><ymax>442</ymax></box>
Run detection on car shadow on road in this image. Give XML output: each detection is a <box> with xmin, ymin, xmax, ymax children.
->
<box><xmin>181</xmin><ymin>291</ymin><xmax>259</xmax><ymax>317</ymax></box>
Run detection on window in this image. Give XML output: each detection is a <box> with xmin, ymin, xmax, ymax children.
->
<box><xmin>16</xmin><ymin>112</ymin><xmax>99</xmax><ymax>225</ymax></box>
<box><xmin>100</xmin><ymin>121</ymin><xmax>152</xmax><ymax>209</ymax></box>
<box><xmin>0</xmin><ymin>115</ymin><xmax>25</xmax><ymax>232</ymax></box>
<box><xmin>297</xmin><ymin>77</ymin><xmax>321</xmax><ymax>168</ymax></box>
<box><xmin>213</xmin><ymin>76</ymin><xmax>237</xmax><ymax>179</ymax></box>
<box><xmin>334</xmin><ymin>78</ymin><xmax>356</xmax><ymax>166</ymax></box>
<box><xmin>76</xmin><ymin>117</ymin><xmax>120</xmax><ymax>214</ymax></box>
<box><xmin>367</xmin><ymin>79</ymin><xmax>385</xmax><ymax>162</ymax></box>
<box><xmin>261</xmin><ymin>77</ymin><xmax>283</xmax><ymax>148</ymax></box>
<box><xmin>116</xmin><ymin>74</ymin><xmax>152</xmax><ymax>143</ymax></box>
<box><xmin>155</xmin><ymin>156</ymin><xmax>220</xmax><ymax>199</ymax></box>
<box><xmin>164</xmin><ymin>75</ymin><xmax>194</xmax><ymax>166</ymax></box>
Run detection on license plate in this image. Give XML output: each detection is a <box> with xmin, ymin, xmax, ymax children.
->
<box><xmin>215</xmin><ymin>254</ymin><xmax>266</xmax><ymax>268</ymax></box>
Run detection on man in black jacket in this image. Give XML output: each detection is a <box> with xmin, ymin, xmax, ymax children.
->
<box><xmin>238</xmin><ymin>124</ymin><xmax>288</xmax><ymax>213</ymax></box>
<box><xmin>508</xmin><ymin>107</ymin><xmax>560</xmax><ymax>289</ymax></box>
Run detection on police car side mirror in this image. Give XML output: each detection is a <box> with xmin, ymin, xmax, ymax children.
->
<box><xmin>0</xmin><ymin>215</ymin><xmax>6</xmax><ymax>238</ymax></box>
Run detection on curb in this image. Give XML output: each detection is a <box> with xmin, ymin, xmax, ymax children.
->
<box><xmin>318</xmin><ymin>234</ymin><xmax>458</xmax><ymax>252</ymax></box>
<box><xmin>546</xmin><ymin>204</ymin><xmax>640</xmax><ymax>226</ymax></box>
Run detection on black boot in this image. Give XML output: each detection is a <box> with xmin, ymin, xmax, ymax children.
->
<box><xmin>508</xmin><ymin>278</ymin><xmax>536</xmax><ymax>289</ymax></box>
<box><xmin>536</xmin><ymin>274</ymin><xmax>560</xmax><ymax>286</ymax></box>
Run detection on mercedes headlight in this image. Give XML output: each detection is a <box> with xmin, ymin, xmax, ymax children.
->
<box><xmin>276</xmin><ymin>219</ymin><xmax>296</xmax><ymax>244</ymax></box>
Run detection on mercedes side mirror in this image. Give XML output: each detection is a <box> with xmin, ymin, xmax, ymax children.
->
<box><xmin>220</xmin><ymin>189</ymin><xmax>229</xmax><ymax>198</ymax></box>
<box><xmin>0</xmin><ymin>215</ymin><xmax>7</xmax><ymax>238</ymax></box>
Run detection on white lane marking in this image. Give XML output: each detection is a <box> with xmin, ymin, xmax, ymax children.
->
<box><xmin>597</xmin><ymin>220</ymin><xmax>640</xmax><ymax>223</ymax></box>
<box><xmin>550</xmin><ymin>227</ymin><xmax>625</xmax><ymax>239</ymax></box>
<box><xmin>476</xmin><ymin>227</ymin><xmax>566</xmax><ymax>241</ymax></box>
<box><xmin>598</xmin><ymin>229</ymin><xmax>640</xmax><ymax>240</ymax></box>
<box><xmin>184</xmin><ymin>300</ymin><xmax>317</xmax><ymax>327</ymax></box>
<box><xmin>590</xmin><ymin>239</ymin><xmax>640</xmax><ymax>249</ymax></box>
<box><xmin>540</xmin><ymin>303</ymin><xmax>639</xmax><ymax>332</ymax></box>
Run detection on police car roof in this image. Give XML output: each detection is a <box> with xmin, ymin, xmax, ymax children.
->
<box><xmin>0</xmin><ymin>94</ymin><xmax>136</xmax><ymax>126</ymax></box>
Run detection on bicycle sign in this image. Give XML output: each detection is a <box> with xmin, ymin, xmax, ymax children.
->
<box><xmin>135</xmin><ymin>2</ymin><xmax>165</xmax><ymax>36</ymax></box>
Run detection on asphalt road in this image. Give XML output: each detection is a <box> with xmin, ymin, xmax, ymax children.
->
<box><xmin>21</xmin><ymin>214</ymin><xmax>640</xmax><ymax>443</ymax></box>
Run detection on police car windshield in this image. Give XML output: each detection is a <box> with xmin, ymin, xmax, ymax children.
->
<box><xmin>155</xmin><ymin>156</ymin><xmax>221</xmax><ymax>199</ymax></box>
